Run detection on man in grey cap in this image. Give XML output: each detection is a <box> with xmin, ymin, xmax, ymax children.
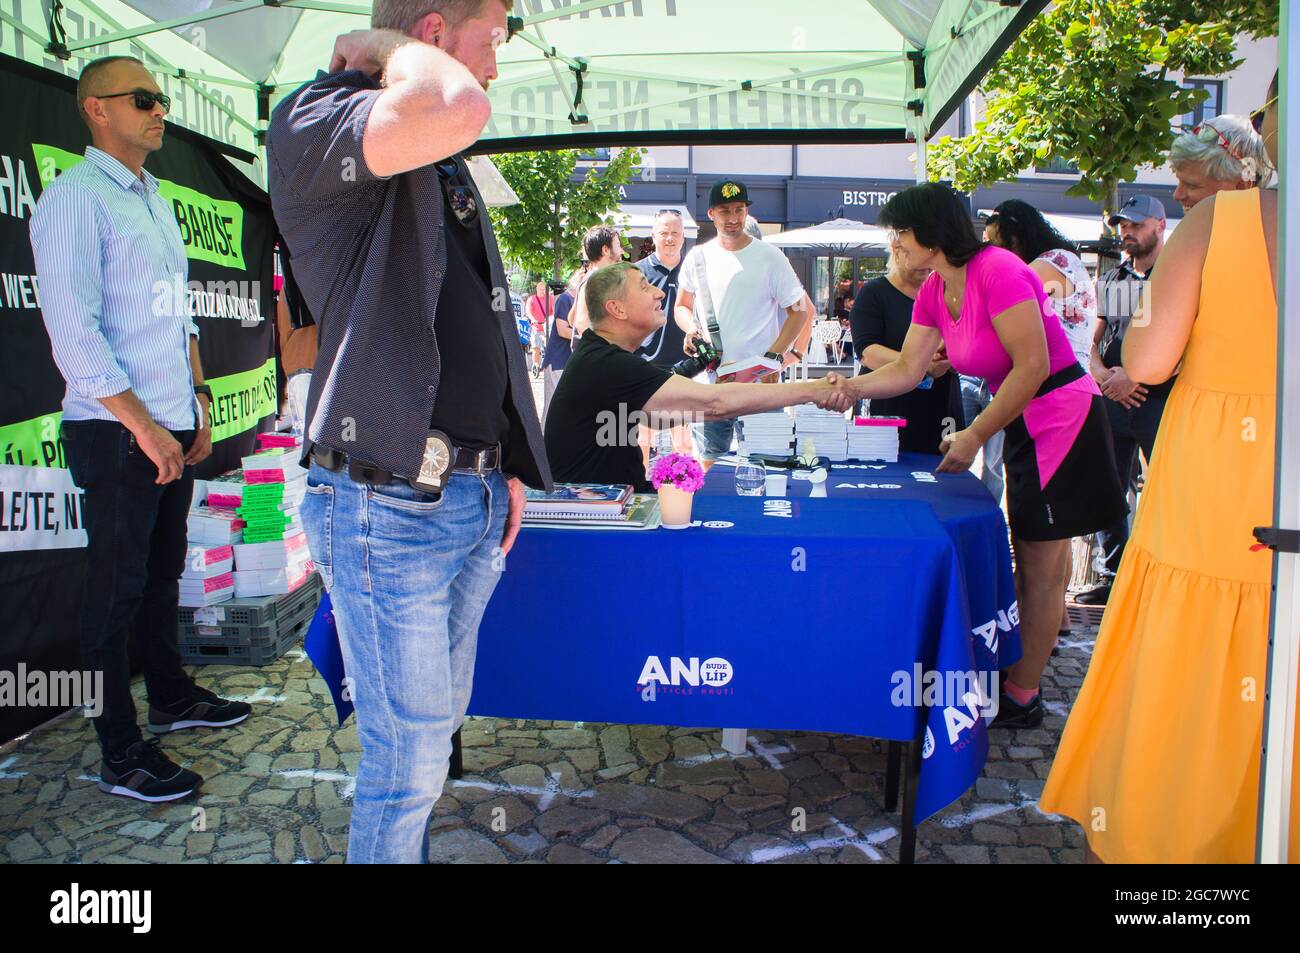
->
<box><xmin>1077</xmin><ymin>194</ymin><xmax>1169</xmax><ymax>605</ymax></box>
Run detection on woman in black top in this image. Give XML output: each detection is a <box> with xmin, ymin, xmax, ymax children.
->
<box><xmin>849</xmin><ymin>252</ymin><xmax>962</xmax><ymax>455</ymax></box>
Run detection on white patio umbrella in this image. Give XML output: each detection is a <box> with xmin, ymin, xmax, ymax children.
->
<box><xmin>767</xmin><ymin>218</ymin><xmax>893</xmax><ymax>318</ymax></box>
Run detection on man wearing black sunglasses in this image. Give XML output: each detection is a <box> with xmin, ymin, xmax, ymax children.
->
<box><xmin>30</xmin><ymin>55</ymin><xmax>247</xmax><ymax>805</ymax></box>
<box><xmin>267</xmin><ymin>0</ymin><xmax>547</xmax><ymax>864</ymax></box>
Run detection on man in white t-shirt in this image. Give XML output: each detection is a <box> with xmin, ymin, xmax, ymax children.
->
<box><xmin>676</xmin><ymin>179</ymin><xmax>809</xmax><ymax>468</ymax></box>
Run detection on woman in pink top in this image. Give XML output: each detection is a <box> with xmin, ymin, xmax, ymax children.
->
<box><xmin>843</xmin><ymin>184</ymin><xmax>1127</xmax><ymax>728</ymax></box>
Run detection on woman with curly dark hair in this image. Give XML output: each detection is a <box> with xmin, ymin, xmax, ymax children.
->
<box><xmin>840</xmin><ymin>183</ymin><xmax>1126</xmax><ymax>728</ymax></box>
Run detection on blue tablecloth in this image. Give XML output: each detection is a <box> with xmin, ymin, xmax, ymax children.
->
<box><xmin>463</xmin><ymin>452</ymin><xmax>1021</xmax><ymax>821</ymax></box>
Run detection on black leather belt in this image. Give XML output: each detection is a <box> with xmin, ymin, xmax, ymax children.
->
<box><xmin>311</xmin><ymin>442</ymin><xmax>500</xmax><ymax>494</ymax></box>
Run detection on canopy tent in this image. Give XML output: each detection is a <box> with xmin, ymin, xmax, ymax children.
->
<box><xmin>0</xmin><ymin>0</ymin><xmax>1294</xmax><ymax>863</ymax></box>
<box><xmin>1</xmin><ymin>0</ymin><xmax>1048</xmax><ymax>165</ymax></box>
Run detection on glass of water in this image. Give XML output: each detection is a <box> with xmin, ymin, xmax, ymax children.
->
<box><xmin>735</xmin><ymin>460</ymin><xmax>766</xmax><ymax>496</ymax></box>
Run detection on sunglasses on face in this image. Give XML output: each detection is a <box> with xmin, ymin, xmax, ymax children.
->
<box><xmin>1251</xmin><ymin>96</ymin><xmax>1277</xmax><ymax>134</ymax></box>
<box><xmin>1184</xmin><ymin>123</ymin><xmax>1245</xmax><ymax>161</ymax></box>
<box><xmin>97</xmin><ymin>89</ymin><xmax>171</xmax><ymax>114</ymax></box>
<box><xmin>436</xmin><ymin>158</ymin><xmax>479</xmax><ymax>227</ymax></box>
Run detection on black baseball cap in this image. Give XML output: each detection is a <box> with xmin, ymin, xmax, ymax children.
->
<box><xmin>709</xmin><ymin>179</ymin><xmax>751</xmax><ymax>208</ymax></box>
<box><xmin>1107</xmin><ymin>195</ymin><xmax>1167</xmax><ymax>226</ymax></box>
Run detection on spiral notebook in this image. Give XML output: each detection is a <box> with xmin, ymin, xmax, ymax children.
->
<box><xmin>523</xmin><ymin>494</ymin><xmax>661</xmax><ymax>530</ymax></box>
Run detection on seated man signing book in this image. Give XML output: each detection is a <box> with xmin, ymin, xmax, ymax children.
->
<box><xmin>544</xmin><ymin>262</ymin><xmax>851</xmax><ymax>491</ymax></box>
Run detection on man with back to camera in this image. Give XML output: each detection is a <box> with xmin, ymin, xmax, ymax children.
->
<box><xmin>29</xmin><ymin>55</ymin><xmax>250</xmax><ymax>804</ymax></box>
<box><xmin>676</xmin><ymin>180</ymin><xmax>812</xmax><ymax>470</ymax></box>
<box><xmin>266</xmin><ymin>0</ymin><xmax>551</xmax><ymax>863</ymax></box>
<box><xmin>544</xmin><ymin>262</ymin><xmax>852</xmax><ymax>491</ymax></box>
<box><xmin>1076</xmin><ymin>195</ymin><xmax>1169</xmax><ymax>606</ymax></box>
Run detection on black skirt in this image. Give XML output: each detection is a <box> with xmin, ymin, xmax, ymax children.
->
<box><xmin>1002</xmin><ymin>364</ymin><xmax>1129</xmax><ymax>541</ymax></box>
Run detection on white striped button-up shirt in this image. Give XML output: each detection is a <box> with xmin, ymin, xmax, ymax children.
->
<box><xmin>30</xmin><ymin>146</ymin><xmax>198</xmax><ymax>430</ymax></box>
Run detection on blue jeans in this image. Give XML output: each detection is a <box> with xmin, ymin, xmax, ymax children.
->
<box><xmin>301</xmin><ymin>463</ymin><xmax>509</xmax><ymax>863</ymax></box>
<box><xmin>959</xmin><ymin>375</ymin><xmax>1005</xmax><ymax>503</ymax></box>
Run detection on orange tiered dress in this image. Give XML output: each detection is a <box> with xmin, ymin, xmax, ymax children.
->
<box><xmin>1039</xmin><ymin>188</ymin><xmax>1299</xmax><ymax>862</ymax></box>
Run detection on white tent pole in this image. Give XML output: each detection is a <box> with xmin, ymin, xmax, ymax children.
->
<box><xmin>1256</xmin><ymin>0</ymin><xmax>1298</xmax><ymax>865</ymax></box>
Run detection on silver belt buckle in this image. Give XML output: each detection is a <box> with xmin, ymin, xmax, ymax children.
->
<box><xmin>414</xmin><ymin>430</ymin><xmax>453</xmax><ymax>492</ymax></box>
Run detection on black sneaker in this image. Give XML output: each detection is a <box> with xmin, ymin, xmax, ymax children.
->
<box><xmin>98</xmin><ymin>739</ymin><xmax>202</xmax><ymax>802</ymax></box>
<box><xmin>989</xmin><ymin>690</ymin><xmax>1044</xmax><ymax>730</ymax></box>
<box><xmin>147</xmin><ymin>683</ymin><xmax>251</xmax><ymax>734</ymax></box>
<box><xmin>1074</xmin><ymin>583</ymin><xmax>1112</xmax><ymax>606</ymax></box>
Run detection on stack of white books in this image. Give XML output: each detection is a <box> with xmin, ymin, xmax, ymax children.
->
<box><xmin>233</xmin><ymin>531</ymin><xmax>310</xmax><ymax>570</ymax></box>
<box><xmin>849</xmin><ymin>416</ymin><xmax>905</xmax><ymax>462</ymax></box>
<box><xmin>793</xmin><ymin>405</ymin><xmax>850</xmax><ymax>460</ymax></box>
<box><xmin>179</xmin><ymin>571</ymin><xmax>235</xmax><ymax>607</ymax></box>
<box><xmin>233</xmin><ymin>560</ymin><xmax>314</xmax><ymax>598</ymax></box>
<box><xmin>186</xmin><ymin>507</ymin><xmax>245</xmax><ymax>546</ymax></box>
<box><xmin>738</xmin><ymin>411</ymin><xmax>795</xmax><ymax>456</ymax></box>
<box><xmin>241</xmin><ymin>445</ymin><xmax>308</xmax><ymax>486</ymax></box>
<box><xmin>182</xmin><ymin>543</ymin><xmax>234</xmax><ymax>580</ymax></box>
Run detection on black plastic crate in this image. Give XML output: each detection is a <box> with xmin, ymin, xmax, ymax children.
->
<box><xmin>178</xmin><ymin>574</ymin><xmax>322</xmax><ymax>666</ymax></box>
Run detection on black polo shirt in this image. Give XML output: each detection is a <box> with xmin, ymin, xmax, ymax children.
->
<box><xmin>428</xmin><ymin>157</ymin><xmax>510</xmax><ymax>450</ymax></box>
<box><xmin>266</xmin><ymin>70</ymin><xmax>550</xmax><ymax>489</ymax></box>
<box><xmin>545</xmin><ymin>331</ymin><xmax>671</xmax><ymax>492</ymax></box>
<box><xmin>633</xmin><ymin>252</ymin><xmax>686</xmax><ymax>371</ymax></box>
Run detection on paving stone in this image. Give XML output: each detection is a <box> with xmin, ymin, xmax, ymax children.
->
<box><xmin>592</xmin><ymin>784</ymin><xmax>708</xmax><ymax>825</ymax></box>
<box><xmin>975</xmin><ymin>778</ymin><xmax>1014</xmax><ymax>801</ymax></box>
<box><xmin>535</xmin><ymin>806</ymin><xmax>611</xmax><ymax>839</ymax></box>
<box><xmin>470</xmin><ymin>796</ymin><xmax>535</xmax><ymax>834</ymax></box>
<box><xmin>744</xmin><ymin>769</ymin><xmax>789</xmax><ymax>795</ymax></box>
<box><xmin>599</xmin><ymin>725</ymin><xmax>634</xmax><ymax>767</ymax></box>
<box><xmin>943</xmin><ymin>844</ymin><xmax>991</xmax><ymax>864</ymax></box>
<box><xmin>580</xmin><ymin>825</ymin><xmax>621</xmax><ymax>851</ymax></box>
<box><xmin>498</xmin><ymin>764</ymin><xmax>546</xmax><ymax>790</ymax></box>
<box><xmin>611</xmin><ymin>827</ymin><xmax>730</xmax><ymax>864</ymax></box>
<box><xmin>425</xmin><ymin>828</ymin><xmax>507</xmax><ymax>864</ymax></box>
<box><xmin>540</xmin><ymin>727</ymin><xmax>596</xmax><ymax>748</ymax></box>
<box><xmin>186</xmin><ymin>833</ymin><xmax>215</xmax><ymax>857</ymax></box>
<box><xmin>596</xmin><ymin>763</ymin><xmax>640</xmax><ymax>781</ymax></box>
<box><xmin>995</xmin><ymin>846</ymin><xmax>1054</xmax><ymax>864</ymax></box>
<box><xmin>722</xmin><ymin>794</ymin><xmax>786</xmax><ymax>814</ymax></box>
<box><xmin>635</xmin><ymin>738</ymin><xmax>671</xmax><ymax>764</ymax></box>
<box><xmin>1019</xmin><ymin>825</ymin><xmax>1064</xmax><ymax>848</ymax></box>
<box><xmin>5</xmin><ymin>831</ymin><xmax>45</xmax><ymax>862</ymax></box>
<box><xmin>501</xmin><ymin>830</ymin><xmax>549</xmax><ymax>857</ymax></box>
<box><xmin>547</xmin><ymin>843</ymin><xmax>604</xmax><ymax>864</ymax></box>
<box><xmin>300</xmin><ymin>825</ymin><xmax>326</xmax><ymax>862</ymax></box>
<box><xmin>568</xmin><ymin>748</ymin><xmax>601</xmax><ymax>773</ymax></box>
<box><xmin>972</xmin><ymin>822</ymin><xmax>1018</xmax><ymax>845</ymax></box>
<box><xmin>118</xmin><ymin>820</ymin><xmax>167</xmax><ymax>840</ymax></box>
<box><xmin>202</xmin><ymin>774</ymin><xmax>256</xmax><ymax>797</ymax></box>
<box><xmin>248</xmin><ymin>789</ymin><xmax>295</xmax><ymax>806</ymax></box>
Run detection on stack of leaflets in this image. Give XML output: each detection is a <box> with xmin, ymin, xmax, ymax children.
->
<box><xmin>738</xmin><ymin>411</ymin><xmax>795</xmax><ymax>456</ymax></box>
<box><xmin>233</xmin><ymin>560</ymin><xmax>314</xmax><ymax>598</ymax></box>
<box><xmin>203</xmin><ymin>471</ymin><xmax>246</xmax><ymax>509</ymax></box>
<box><xmin>179</xmin><ymin>571</ymin><xmax>235</xmax><ymax>607</ymax></box>
<box><xmin>236</xmin><ymin>480</ymin><xmax>304</xmax><ymax>544</ymax></box>
<box><xmin>522</xmin><ymin>484</ymin><xmax>661</xmax><ymax>530</ymax></box>
<box><xmin>186</xmin><ymin>506</ymin><xmax>244</xmax><ymax>546</ymax></box>
<box><xmin>182</xmin><ymin>543</ymin><xmax>233</xmax><ymax>580</ymax></box>
<box><xmin>849</xmin><ymin>416</ymin><xmax>905</xmax><ymax>461</ymax></box>
<box><xmin>793</xmin><ymin>405</ymin><xmax>850</xmax><ymax>460</ymax></box>
<box><xmin>241</xmin><ymin>443</ymin><xmax>308</xmax><ymax>485</ymax></box>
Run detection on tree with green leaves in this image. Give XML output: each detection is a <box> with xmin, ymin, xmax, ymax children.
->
<box><xmin>488</xmin><ymin>147</ymin><xmax>645</xmax><ymax>280</ymax></box>
<box><xmin>927</xmin><ymin>0</ymin><xmax>1277</xmax><ymax>230</ymax></box>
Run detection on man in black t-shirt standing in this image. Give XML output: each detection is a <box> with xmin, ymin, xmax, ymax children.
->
<box><xmin>267</xmin><ymin>0</ymin><xmax>549</xmax><ymax>864</ymax></box>
<box><xmin>545</xmin><ymin>263</ymin><xmax>852</xmax><ymax>491</ymax></box>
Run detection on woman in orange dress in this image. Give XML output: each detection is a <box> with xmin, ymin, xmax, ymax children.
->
<box><xmin>1040</xmin><ymin>78</ymin><xmax>1297</xmax><ymax>862</ymax></box>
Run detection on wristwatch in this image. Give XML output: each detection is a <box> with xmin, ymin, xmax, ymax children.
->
<box><xmin>193</xmin><ymin>384</ymin><xmax>213</xmax><ymax>401</ymax></box>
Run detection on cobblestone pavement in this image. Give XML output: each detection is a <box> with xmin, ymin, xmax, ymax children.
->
<box><xmin>0</xmin><ymin>606</ymin><xmax>1100</xmax><ymax>864</ymax></box>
